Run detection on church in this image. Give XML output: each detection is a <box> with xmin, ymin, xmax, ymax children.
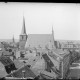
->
<box><xmin>19</xmin><ymin>16</ymin><xmax>60</xmax><ymax>50</ymax></box>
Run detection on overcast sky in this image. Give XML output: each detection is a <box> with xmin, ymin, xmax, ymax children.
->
<box><xmin>0</xmin><ymin>3</ymin><xmax>80</xmax><ymax>40</ymax></box>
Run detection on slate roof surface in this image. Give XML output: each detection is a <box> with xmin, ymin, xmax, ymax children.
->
<box><xmin>48</xmin><ymin>49</ymin><xmax>69</xmax><ymax>59</ymax></box>
<box><xmin>13</xmin><ymin>59</ymin><xmax>24</xmax><ymax>69</ymax></box>
<box><xmin>6</xmin><ymin>65</ymin><xmax>36</xmax><ymax>78</ymax></box>
<box><xmin>25</xmin><ymin>34</ymin><xmax>54</xmax><ymax>49</ymax></box>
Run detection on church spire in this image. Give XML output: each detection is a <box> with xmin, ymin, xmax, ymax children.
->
<box><xmin>19</xmin><ymin>15</ymin><xmax>27</xmax><ymax>50</ymax></box>
<box><xmin>21</xmin><ymin>16</ymin><xmax>26</xmax><ymax>35</ymax></box>
<box><xmin>52</xmin><ymin>25</ymin><xmax>54</xmax><ymax>36</ymax></box>
<box><xmin>12</xmin><ymin>35</ymin><xmax>15</xmax><ymax>43</ymax></box>
<box><xmin>52</xmin><ymin>25</ymin><xmax>55</xmax><ymax>49</ymax></box>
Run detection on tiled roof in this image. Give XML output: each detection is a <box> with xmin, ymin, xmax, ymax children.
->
<box><xmin>31</xmin><ymin>58</ymin><xmax>45</xmax><ymax>71</ymax></box>
<box><xmin>25</xmin><ymin>34</ymin><xmax>54</xmax><ymax>49</ymax></box>
<box><xmin>40</xmin><ymin>70</ymin><xmax>57</xmax><ymax>79</ymax></box>
<box><xmin>6</xmin><ymin>65</ymin><xmax>36</xmax><ymax>78</ymax></box>
<box><xmin>13</xmin><ymin>60</ymin><xmax>24</xmax><ymax>69</ymax></box>
<box><xmin>42</xmin><ymin>53</ymin><xmax>54</xmax><ymax>67</ymax></box>
<box><xmin>0</xmin><ymin>56</ymin><xmax>13</xmax><ymax>66</ymax></box>
<box><xmin>49</xmin><ymin>49</ymin><xmax>69</xmax><ymax>59</ymax></box>
<box><xmin>42</xmin><ymin>53</ymin><xmax>61</xmax><ymax>76</ymax></box>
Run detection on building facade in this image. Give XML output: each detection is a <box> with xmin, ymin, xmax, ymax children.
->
<box><xmin>60</xmin><ymin>41</ymin><xmax>80</xmax><ymax>50</ymax></box>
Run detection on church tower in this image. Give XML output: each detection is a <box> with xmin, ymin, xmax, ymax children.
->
<box><xmin>19</xmin><ymin>16</ymin><xmax>28</xmax><ymax>49</ymax></box>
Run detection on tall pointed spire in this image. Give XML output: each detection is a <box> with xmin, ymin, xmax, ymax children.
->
<box><xmin>21</xmin><ymin>16</ymin><xmax>26</xmax><ymax>35</ymax></box>
<box><xmin>19</xmin><ymin>15</ymin><xmax>28</xmax><ymax>50</ymax></box>
<box><xmin>12</xmin><ymin>35</ymin><xmax>15</xmax><ymax>43</ymax></box>
<box><xmin>52</xmin><ymin>25</ymin><xmax>55</xmax><ymax>49</ymax></box>
<box><xmin>52</xmin><ymin>25</ymin><xmax>54</xmax><ymax>40</ymax></box>
<box><xmin>52</xmin><ymin>25</ymin><xmax>54</xmax><ymax>35</ymax></box>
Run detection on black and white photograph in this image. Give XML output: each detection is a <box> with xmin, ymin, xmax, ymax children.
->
<box><xmin>0</xmin><ymin>2</ymin><xmax>80</xmax><ymax>79</ymax></box>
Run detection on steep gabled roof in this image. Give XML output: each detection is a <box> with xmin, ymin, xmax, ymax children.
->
<box><xmin>6</xmin><ymin>65</ymin><xmax>36</xmax><ymax>78</ymax></box>
<box><xmin>25</xmin><ymin>34</ymin><xmax>54</xmax><ymax>49</ymax></box>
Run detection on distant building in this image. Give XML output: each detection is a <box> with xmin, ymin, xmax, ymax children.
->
<box><xmin>60</xmin><ymin>41</ymin><xmax>80</xmax><ymax>50</ymax></box>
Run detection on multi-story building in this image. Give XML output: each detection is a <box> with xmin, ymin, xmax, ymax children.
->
<box><xmin>60</xmin><ymin>41</ymin><xmax>80</xmax><ymax>50</ymax></box>
<box><xmin>46</xmin><ymin>49</ymin><xmax>70</xmax><ymax>79</ymax></box>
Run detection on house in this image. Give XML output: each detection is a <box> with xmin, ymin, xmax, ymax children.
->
<box><xmin>42</xmin><ymin>53</ymin><xmax>60</xmax><ymax>79</ymax></box>
<box><xmin>47</xmin><ymin>49</ymin><xmax>70</xmax><ymax>79</ymax></box>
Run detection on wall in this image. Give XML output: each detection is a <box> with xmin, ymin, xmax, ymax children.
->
<box><xmin>63</xmin><ymin>54</ymin><xmax>70</xmax><ymax>78</ymax></box>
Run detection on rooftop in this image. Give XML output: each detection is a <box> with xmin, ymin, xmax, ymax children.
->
<box><xmin>0</xmin><ymin>56</ymin><xmax>13</xmax><ymax>66</ymax></box>
<box><xmin>51</xmin><ymin>49</ymin><xmax>69</xmax><ymax>58</ymax></box>
<box><xmin>25</xmin><ymin>34</ymin><xmax>54</xmax><ymax>49</ymax></box>
<box><xmin>40</xmin><ymin>70</ymin><xmax>57</xmax><ymax>79</ymax></box>
<box><xmin>6</xmin><ymin>65</ymin><xmax>36</xmax><ymax>78</ymax></box>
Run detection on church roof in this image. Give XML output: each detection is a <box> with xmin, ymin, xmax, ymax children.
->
<box><xmin>25</xmin><ymin>34</ymin><xmax>54</xmax><ymax>49</ymax></box>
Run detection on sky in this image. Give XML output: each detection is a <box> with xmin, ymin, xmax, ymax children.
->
<box><xmin>0</xmin><ymin>2</ymin><xmax>80</xmax><ymax>40</ymax></box>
